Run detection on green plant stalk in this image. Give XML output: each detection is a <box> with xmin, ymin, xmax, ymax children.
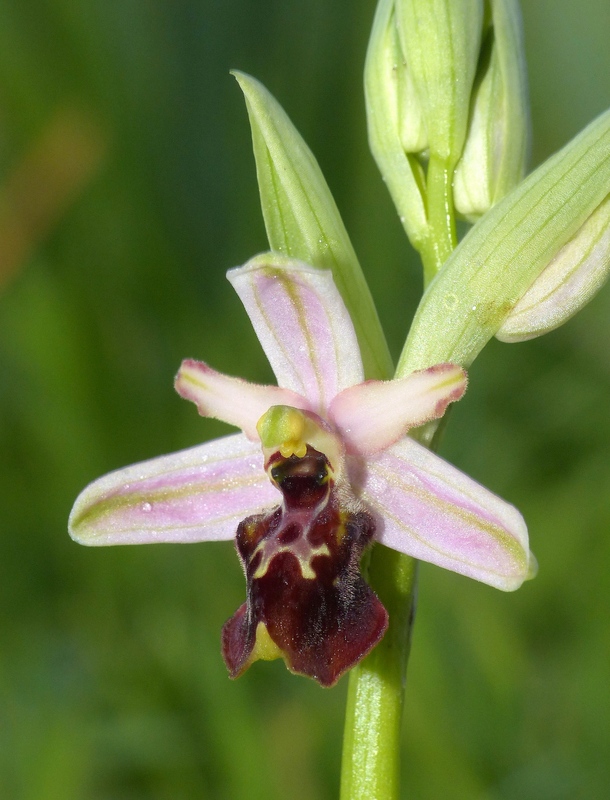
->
<box><xmin>340</xmin><ymin>548</ymin><xmax>418</xmax><ymax>800</ymax></box>
<box><xmin>420</xmin><ymin>154</ymin><xmax>458</xmax><ymax>284</ymax></box>
<box><xmin>340</xmin><ymin>419</ymin><xmax>449</xmax><ymax>799</ymax></box>
<box><xmin>340</xmin><ymin>166</ymin><xmax>457</xmax><ymax>799</ymax></box>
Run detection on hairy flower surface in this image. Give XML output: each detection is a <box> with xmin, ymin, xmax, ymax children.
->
<box><xmin>69</xmin><ymin>255</ymin><xmax>532</xmax><ymax>686</ymax></box>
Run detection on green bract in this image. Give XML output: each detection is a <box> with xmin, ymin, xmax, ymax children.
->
<box><xmin>233</xmin><ymin>70</ymin><xmax>393</xmax><ymax>382</ymax></box>
<box><xmin>398</xmin><ymin>109</ymin><xmax>610</xmax><ymax>374</ymax></box>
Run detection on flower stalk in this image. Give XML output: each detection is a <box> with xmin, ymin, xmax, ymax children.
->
<box><xmin>341</xmin><ymin>548</ymin><xmax>418</xmax><ymax>800</ymax></box>
<box><xmin>421</xmin><ymin>153</ymin><xmax>457</xmax><ymax>280</ymax></box>
<box><xmin>340</xmin><ymin>387</ymin><xmax>455</xmax><ymax>800</ymax></box>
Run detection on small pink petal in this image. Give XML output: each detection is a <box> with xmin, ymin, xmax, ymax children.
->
<box><xmin>330</xmin><ymin>364</ymin><xmax>467</xmax><ymax>455</ymax></box>
<box><xmin>228</xmin><ymin>255</ymin><xmax>363</xmax><ymax>413</ymax></box>
<box><xmin>69</xmin><ymin>433</ymin><xmax>279</xmax><ymax>546</ymax></box>
<box><xmin>356</xmin><ymin>437</ymin><xmax>530</xmax><ymax>591</ymax></box>
<box><xmin>175</xmin><ymin>359</ymin><xmax>309</xmax><ymax>440</ymax></box>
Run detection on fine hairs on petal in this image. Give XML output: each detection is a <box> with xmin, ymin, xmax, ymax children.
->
<box><xmin>174</xmin><ymin>358</ymin><xmax>308</xmax><ymax>440</ymax></box>
<box><xmin>330</xmin><ymin>363</ymin><xmax>467</xmax><ymax>454</ymax></box>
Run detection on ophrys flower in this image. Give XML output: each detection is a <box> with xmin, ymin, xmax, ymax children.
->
<box><xmin>69</xmin><ymin>254</ymin><xmax>531</xmax><ymax>686</ymax></box>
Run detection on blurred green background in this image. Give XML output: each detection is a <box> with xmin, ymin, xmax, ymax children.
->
<box><xmin>1</xmin><ymin>1</ymin><xmax>609</xmax><ymax>798</ymax></box>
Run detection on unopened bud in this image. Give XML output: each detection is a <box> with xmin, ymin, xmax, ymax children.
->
<box><xmin>454</xmin><ymin>0</ymin><xmax>529</xmax><ymax>219</ymax></box>
<box><xmin>364</xmin><ymin>0</ymin><xmax>428</xmax><ymax>248</ymax></box>
<box><xmin>397</xmin><ymin>44</ymin><xmax>428</xmax><ymax>154</ymax></box>
<box><xmin>395</xmin><ymin>0</ymin><xmax>484</xmax><ymax>164</ymax></box>
<box><xmin>497</xmin><ymin>195</ymin><xmax>610</xmax><ymax>342</ymax></box>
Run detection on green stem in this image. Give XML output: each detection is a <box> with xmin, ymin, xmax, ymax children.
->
<box><xmin>420</xmin><ymin>154</ymin><xmax>457</xmax><ymax>286</ymax></box>
<box><xmin>340</xmin><ymin>549</ymin><xmax>418</xmax><ymax>800</ymax></box>
<box><xmin>340</xmin><ymin>149</ymin><xmax>458</xmax><ymax>798</ymax></box>
<box><xmin>339</xmin><ymin>419</ymin><xmax>449</xmax><ymax>799</ymax></box>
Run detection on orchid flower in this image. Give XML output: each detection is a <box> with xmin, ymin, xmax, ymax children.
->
<box><xmin>69</xmin><ymin>254</ymin><xmax>531</xmax><ymax>687</ymax></box>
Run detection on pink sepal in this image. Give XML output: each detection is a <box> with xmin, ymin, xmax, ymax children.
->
<box><xmin>228</xmin><ymin>256</ymin><xmax>364</xmax><ymax>414</ymax></box>
<box><xmin>357</xmin><ymin>437</ymin><xmax>530</xmax><ymax>591</ymax></box>
<box><xmin>69</xmin><ymin>433</ymin><xmax>278</xmax><ymax>546</ymax></box>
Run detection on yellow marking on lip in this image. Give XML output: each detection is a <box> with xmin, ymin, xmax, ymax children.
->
<box><xmin>251</xmin><ymin>622</ymin><xmax>283</xmax><ymax>663</ymax></box>
<box><xmin>252</xmin><ymin>540</ymin><xmax>331</xmax><ymax>580</ymax></box>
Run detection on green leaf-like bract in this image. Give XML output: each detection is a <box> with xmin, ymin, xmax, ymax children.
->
<box><xmin>233</xmin><ymin>70</ymin><xmax>393</xmax><ymax>381</ymax></box>
<box><xmin>398</xmin><ymin>109</ymin><xmax>610</xmax><ymax>375</ymax></box>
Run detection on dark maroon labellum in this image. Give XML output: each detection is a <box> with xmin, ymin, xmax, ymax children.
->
<box><xmin>221</xmin><ymin>447</ymin><xmax>388</xmax><ymax>687</ymax></box>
